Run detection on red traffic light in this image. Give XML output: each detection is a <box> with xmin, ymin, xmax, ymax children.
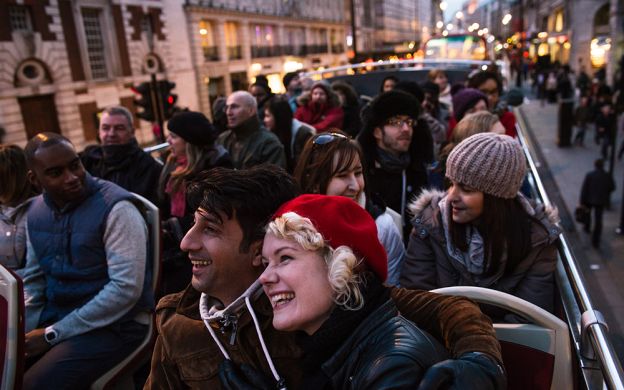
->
<box><xmin>167</xmin><ymin>95</ymin><xmax>174</xmax><ymax>104</ymax></box>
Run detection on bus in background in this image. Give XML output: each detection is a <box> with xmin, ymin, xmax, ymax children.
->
<box><xmin>424</xmin><ymin>33</ymin><xmax>489</xmax><ymax>61</ymax></box>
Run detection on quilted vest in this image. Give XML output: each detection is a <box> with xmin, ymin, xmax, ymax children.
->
<box><xmin>28</xmin><ymin>175</ymin><xmax>153</xmax><ymax>325</ymax></box>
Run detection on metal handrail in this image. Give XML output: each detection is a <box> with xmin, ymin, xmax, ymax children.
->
<box><xmin>515</xmin><ymin>107</ymin><xmax>624</xmax><ymax>389</ymax></box>
<box><xmin>143</xmin><ymin>142</ymin><xmax>169</xmax><ymax>154</ymax></box>
<box><xmin>302</xmin><ymin>58</ymin><xmax>504</xmax><ymax>78</ymax></box>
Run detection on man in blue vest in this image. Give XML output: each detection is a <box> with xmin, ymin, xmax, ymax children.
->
<box><xmin>21</xmin><ymin>132</ymin><xmax>153</xmax><ymax>389</ymax></box>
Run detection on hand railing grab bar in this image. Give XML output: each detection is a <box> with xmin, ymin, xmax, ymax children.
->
<box><xmin>515</xmin><ymin>107</ymin><xmax>624</xmax><ymax>390</ymax></box>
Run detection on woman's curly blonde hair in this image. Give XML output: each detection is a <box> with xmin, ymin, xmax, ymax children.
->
<box><xmin>267</xmin><ymin>212</ymin><xmax>364</xmax><ymax>310</ymax></box>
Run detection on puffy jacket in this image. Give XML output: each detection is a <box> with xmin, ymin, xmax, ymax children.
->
<box><xmin>400</xmin><ymin>189</ymin><xmax>560</xmax><ymax>321</ymax></box>
<box><xmin>294</xmin><ymin>102</ymin><xmax>344</xmax><ymax>133</ymax></box>
<box><xmin>0</xmin><ymin>198</ymin><xmax>33</xmax><ymax>270</ymax></box>
<box><xmin>318</xmin><ymin>299</ymin><xmax>448</xmax><ymax>389</ymax></box>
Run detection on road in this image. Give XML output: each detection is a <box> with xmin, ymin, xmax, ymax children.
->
<box><xmin>517</xmin><ymin>94</ymin><xmax>624</xmax><ymax>362</ymax></box>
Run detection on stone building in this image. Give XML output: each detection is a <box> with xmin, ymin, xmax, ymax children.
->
<box><xmin>184</xmin><ymin>0</ymin><xmax>348</xmax><ymax>118</ymax></box>
<box><xmin>0</xmin><ymin>0</ymin><xmax>195</xmax><ymax>148</ymax></box>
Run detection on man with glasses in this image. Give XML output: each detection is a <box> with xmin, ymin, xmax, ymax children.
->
<box><xmin>358</xmin><ymin>90</ymin><xmax>432</xmax><ymax>239</ymax></box>
<box><xmin>80</xmin><ymin>105</ymin><xmax>162</xmax><ymax>205</ymax></box>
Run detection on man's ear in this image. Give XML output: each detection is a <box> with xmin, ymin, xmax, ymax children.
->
<box><xmin>373</xmin><ymin>126</ymin><xmax>383</xmax><ymax>142</ymax></box>
<box><xmin>250</xmin><ymin>240</ymin><xmax>264</xmax><ymax>267</ymax></box>
<box><xmin>27</xmin><ymin>169</ymin><xmax>39</xmax><ymax>188</ymax></box>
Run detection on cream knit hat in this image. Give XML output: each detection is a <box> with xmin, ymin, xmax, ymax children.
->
<box><xmin>446</xmin><ymin>133</ymin><xmax>526</xmax><ymax>199</ymax></box>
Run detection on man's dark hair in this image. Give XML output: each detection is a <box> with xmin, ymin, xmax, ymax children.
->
<box><xmin>467</xmin><ymin>70</ymin><xmax>503</xmax><ymax>95</ymax></box>
<box><xmin>186</xmin><ymin>165</ymin><xmax>299</xmax><ymax>252</ymax></box>
<box><xmin>24</xmin><ymin>132</ymin><xmax>73</xmax><ymax>167</ymax></box>
<box><xmin>595</xmin><ymin>159</ymin><xmax>605</xmax><ymax>169</ymax></box>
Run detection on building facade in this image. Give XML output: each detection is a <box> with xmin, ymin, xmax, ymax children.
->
<box><xmin>185</xmin><ymin>0</ymin><xmax>348</xmax><ymax>118</ymax></box>
<box><xmin>0</xmin><ymin>0</ymin><xmax>197</xmax><ymax>148</ymax></box>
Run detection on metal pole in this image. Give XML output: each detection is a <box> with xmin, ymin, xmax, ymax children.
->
<box><xmin>350</xmin><ymin>0</ymin><xmax>358</xmax><ymax>63</ymax></box>
<box><xmin>150</xmin><ymin>74</ymin><xmax>165</xmax><ymax>143</ymax></box>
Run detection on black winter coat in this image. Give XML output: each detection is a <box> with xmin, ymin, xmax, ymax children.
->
<box><xmin>581</xmin><ymin>168</ymin><xmax>615</xmax><ymax>207</ymax></box>
<box><xmin>80</xmin><ymin>140</ymin><xmax>162</xmax><ymax>206</ymax></box>
<box><xmin>312</xmin><ymin>300</ymin><xmax>448</xmax><ymax>389</ymax></box>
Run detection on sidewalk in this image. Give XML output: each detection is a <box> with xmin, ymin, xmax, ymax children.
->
<box><xmin>518</xmin><ymin>97</ymin><xmax>624</xmax><ymax>360</ymax></box>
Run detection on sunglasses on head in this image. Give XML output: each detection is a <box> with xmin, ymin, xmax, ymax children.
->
<box><xmin>312</xmin><ymin>132</ymin><xmax>350</xmax><ymax>146</ymax></box>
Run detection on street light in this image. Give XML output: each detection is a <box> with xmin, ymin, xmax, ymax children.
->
<box><xmin>436</xmin><ymin>21</ymin><xmax>444</xmax><ymax>29</ymax></box>
<box><xmin>440</xmin><ymin>1</ymin><xmax>447</xmax><ymax>11</ymax></box>
<box><xmin>455</xmin><ymin>11</ymin><xmax>464</xmax><ymax>20</ymax></box>
<box><xmin>502</xmin><ymin>13</ymin><xmax>512</xmax><ymax>25</ymax></box>
<box><xmin>446</xmin><ymin>23</ymin><xmax>454</xmax><ymax>31</ymax></box>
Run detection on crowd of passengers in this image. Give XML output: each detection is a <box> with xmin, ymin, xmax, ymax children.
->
<box><xmin>0</xmin><ymin>68</ymin><xmax>562</xmax><ymax>389</ymax></box>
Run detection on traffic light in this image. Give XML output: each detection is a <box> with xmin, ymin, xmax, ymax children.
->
<box><xmin>159</xmin><ymin>80</ymin><xmax>178</xmax><ymax>120</ymax></box>
<box><xmin>132</xmin><ymin>82</ymin><xmax>156</xmax><ymax>122</ymax></box>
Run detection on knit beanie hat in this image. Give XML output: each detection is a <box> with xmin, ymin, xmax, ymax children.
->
<box><xmin>362</xmin><ymin>90</ymin><xmax>421</xmax><ymax>134</ymax></box>
<box><xmin>167</xmin><ymin>111</ymin><xmax>217</xmax><ymax>146</ymax></box>
<box><xmin>446</xmin><ymin>132</ymin><xmax>526</xmax><ymax>199</ymax></box>
<box><xmin>452</xmin><ymin>88</ymin><xmax>488</xmax><ymax>121</ymax></box>
<box><xmin>273</xmin><ymin>194</ymin><xmax>387</xmax><ymax>281</ymax></box>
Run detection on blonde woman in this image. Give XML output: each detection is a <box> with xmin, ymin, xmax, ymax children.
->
<box><xmin>259</xmin><ymin>194</ymin><xmax>448</xmax><ymax>388</ymax></box>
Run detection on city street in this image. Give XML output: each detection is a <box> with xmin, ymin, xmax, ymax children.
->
<box><xmin>518</xmin><ymin>94</ymin><xmax>624</xmax><ymax>362</ymax></box>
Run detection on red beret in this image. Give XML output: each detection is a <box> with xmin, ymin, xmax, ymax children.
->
<box><xmin>274</xmin><ymin>194</ymin><xmax>387</xmax><ymax>281</ymax></box>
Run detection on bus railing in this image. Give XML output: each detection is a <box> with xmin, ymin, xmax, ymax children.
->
<box><xmin>302</xmin><ymin>58</ymin><xmax>505</xmax><ymax>78</ymax></box>
<box><xmin>515</xmin><ymin>107</ymin><xmax>624</xmax><ymax>390</ymax></box>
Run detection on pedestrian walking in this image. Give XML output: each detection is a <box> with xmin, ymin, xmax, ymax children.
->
<box><xmin>595</xmin><ymin>102</ymin><xmax>616</xmax><ymax>159</ymax></box>
<box><xmin>573</xmin><ymin>96</ymin><xmax>591</xmax><ymax>146</ymax></box>
<box><xmin>580</xmin><ymin>159</ymin><xmax>615</xmax><ymax>248</ymax></box>
<box><xmin>557</xmin><ymin>66</ymin><xmax>574</xmax><ymax>147</ymax></box>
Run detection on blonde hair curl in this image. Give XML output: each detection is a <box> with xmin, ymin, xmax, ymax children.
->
<box><xmin>267</xmin><ymin>212</ymin><xmax>364</xmax><ymax>310</ymax></box>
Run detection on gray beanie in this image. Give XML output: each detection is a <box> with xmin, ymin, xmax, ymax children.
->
<box><xmin>446</xmin><ymin>133</ymin><xmax>526</xmax><ymax>199</ymax></box>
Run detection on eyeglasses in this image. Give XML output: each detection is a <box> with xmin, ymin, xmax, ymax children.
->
<box><xmin>385</xmin><ymin>117</ymin><xmax>415</xmax><ymax>128</ymax></box>
<box><xmin>312</xmin><ymin>132</ymin><xmax>349</xmax><ymax>146</ymax></box>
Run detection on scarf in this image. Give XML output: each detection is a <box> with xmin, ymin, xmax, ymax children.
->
<box><xmin>100</xmin><ymin>139</ymin><xmax>141</xmax><ymax>169</ymax></box>
<box><xmin>166</xmin><ymin>154</ymin><xmax>188</xmax><ymax>218</ymax></box>
<box><xmin>297</xmin><ymin>274</ymin><xmax>389</xmax><ymax>389</ymax></box>
<box><xmin>375</xmin><ymin>147</ymin><xmax>411</xmax><ymax>173</ymax></box>
<box><xmin>439</xmin><ymin>197</ymin><xmax>486</xmax><ymax>275</ymax></box>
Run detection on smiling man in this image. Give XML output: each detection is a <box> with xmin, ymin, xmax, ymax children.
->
<box><xmin>145</xmin><ymin>165</ymin><xmax>505</xmax><ymax>390</ymax></box>
<box><xmin>21</xmin><ymin>132</ymin><xmax>153</xmax><ymax>389</ymax></box>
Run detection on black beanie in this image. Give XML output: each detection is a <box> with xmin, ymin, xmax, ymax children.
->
<box><xmin>283</xmin><ymin>72</ymin><xmax>299</xmax><ymax>89</ymax></box>
<box><xmin>167</xmin><ymin>111</ymin><xmax>216</xmax><ymax>146</ymax></box>
<box><xmin>363</xmin><ymin>90</ymin><xmax>421</xmax><ymax>133</ymax></box>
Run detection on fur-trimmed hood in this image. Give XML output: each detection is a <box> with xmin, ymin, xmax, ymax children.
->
<box><xmin>407</xmin><ymin>189</ymin><xmax>561</xmax><ymax>245</ymax></box>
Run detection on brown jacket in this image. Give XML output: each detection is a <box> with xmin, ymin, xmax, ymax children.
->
<box><xmin>400</xmin><ymin>189</ymin><xmax>560</xmax><ymax>320</ymax></box>
<box><xmin>145</xmin><ymin>284</ymin><xmax>502</xmax><ymax>389</ymax></box>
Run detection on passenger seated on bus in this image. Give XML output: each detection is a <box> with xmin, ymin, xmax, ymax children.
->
<box><xmin>331</xmin><ymin>81</ymin><xmax>363</xmax><ymax>137</ymax></box>
<box><xmin>218</xmin><ymin>91</ymin><xmax>287</xmax><ymax>169</ymax></box>
<box><xmin>158</xmin><ymin>111</ymin><xmax>232</xmax><ymax>295</ymax></box>
<box><xmin>428</xmin><ymin>111</ymin><xmax>505</xmax><ymax>191</ymax></box>
<box><xmin>293</xmin><ymin>130</ymin><xmax>405</xmax><ymax>286</ymax></box>
<box><xmin>358</xmin><ymin>90</ymin><xmax>433</xmax><ymax>240</ymax></box>
<box><xmin>256</xmin><ymin>195</ymin><xmax>451</xmax><ymax>389</ymax></box>
<box><xmin>428</xmin><ymin>69</ymin><xmax>453</xmax><ymax>111</ymax></box>
<box><xmin>448</xmin><ymin>88</ymin><xmax>489</xmax><ymax>137</ymax></box>
<box><xmin>0</xmin><ymin>145</ymin><xmax>40</xmax><ymax>330</ymax></box>
<box><xmin>294</xmin><ymin>81</ymin><xmax>344</xmax><ymax>133</ymax></box>
<box><xmin>80</xmin><ymin>105</ymin><xmax>162</xmax><ymax>206</ymax></box>
<box><xmin>145</xmin><ymin>166</ymin><xmax>505</xmax><ymax>390</ymax></box>
<box><xmin>380</xmin><ymin>75</ymin><xmax>399</xmax><ymax>93</ymax></box>
<box><xmin>401</xmin><ymin>133</ymin><xmax>560</xmax><ymax>322</ymax></box>
<box><xmin>21</xmin><ymin>133</ymin><xmax>153</xmax><ymax>389</ymax></box>
<box><xmin>263</xmin><ymin>96</ymin><xmax>315</xmax><ymax>173</ymax></box>
<box><xmin>468</xmin><ymin>70</ymin><xmax>518</xmax><ymax>138</ymax></box>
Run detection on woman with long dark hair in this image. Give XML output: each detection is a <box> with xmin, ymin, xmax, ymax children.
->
<box><xmin>401</xmin><ymin>133</ymin><xmax>560</xmax><ymax>322</ymax></box>
<box><xmin>264</xmin><ymin>96</ymin><xmax>315</xmax><ymax>173</ymax></box>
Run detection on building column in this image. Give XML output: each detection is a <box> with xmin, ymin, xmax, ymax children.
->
<box><xmin>217</xmin><ymin>20</ymin><xmax>227</xmax><ymax>62</ymax></box>
<box><xmin>608</xmin><ymin>0</ymin><xmax>624</xmax><ymax>83</ymax></box>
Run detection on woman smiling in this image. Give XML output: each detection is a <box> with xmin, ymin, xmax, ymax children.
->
<box><xmin>400</xmin><ymin>133</ymin><xmax>560</xmax><ymax>322</ymax></box>
<box><xmin>259</xmin><ymin>194</ymin><xmax>447</xmax><ymax>388</ymax></box>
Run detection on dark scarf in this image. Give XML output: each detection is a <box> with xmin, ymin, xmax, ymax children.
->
<box><xmin>375</xmin><ymin>147</ymin><xmax>411</xmax><ymax>173</ymax></box>
<box><xmin>100</xmin><ymin>139</ymin><xmax>142</xmax><ymax>171</ymax></box>
<box><xmin>297</xmin><ymin>274</ymin><xmax>389</xmax><ymax>389</ymax></box>
<box><xmin>231</xmin><ymin>115</ymin><xmax>261</xmax><ymax>140</ymax></box>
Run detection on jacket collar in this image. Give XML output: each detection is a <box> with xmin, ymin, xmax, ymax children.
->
<box><xmin>230</xmin><ymin>115</ymin><xmax>261</xmax><ymax>140</ymax></box>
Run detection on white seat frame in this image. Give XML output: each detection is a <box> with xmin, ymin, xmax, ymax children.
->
<box><xmin>432</xmin><ymin>286</ymin><xmax>573</xmax><ymax>390</ymax></box>
<box><xmin>0</xmin><ymin>264</ymin><xmax>23</xmax><ymax>390</ymax></box>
